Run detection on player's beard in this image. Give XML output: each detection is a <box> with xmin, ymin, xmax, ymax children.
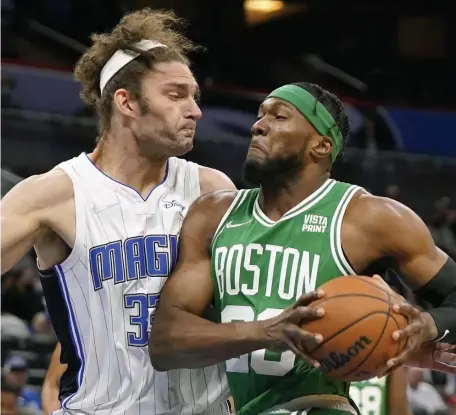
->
<box><xmin>243</xmin><ymin>152</ymin><xmax>304</xmax><ymax>188</ymax></box>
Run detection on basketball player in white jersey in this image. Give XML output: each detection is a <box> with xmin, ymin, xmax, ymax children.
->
<box><xmin>1</xmin><ymin>8</ymin><xmax>233</xmax><ymax>415</ymax></box>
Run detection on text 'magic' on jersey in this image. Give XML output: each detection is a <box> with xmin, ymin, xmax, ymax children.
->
<box><xmin>89</xmin><ymin>234</ymin><xmax>179</xmax><ymax>290</ymax></box>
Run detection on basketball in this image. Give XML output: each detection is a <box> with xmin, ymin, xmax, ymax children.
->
<box><xmin>302</xmin><ymin>276</ymin><xmax>408</xmax><ymax>382</ymax></box>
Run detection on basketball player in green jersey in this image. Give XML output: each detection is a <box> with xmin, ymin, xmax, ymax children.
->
<box><xmin>149</xmin><ymin>83</ymin><xmax>456</xmax><ymax>414</ymax></box>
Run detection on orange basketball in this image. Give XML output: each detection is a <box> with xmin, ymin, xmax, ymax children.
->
<box><xmin>302</xmin><ymin>276</ymin><xmax>408</xmax><ymax>382</ymax></box>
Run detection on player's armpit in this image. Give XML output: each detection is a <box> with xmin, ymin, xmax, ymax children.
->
<box><xmin>42</xmin><ymin>343</ymin><xmax>67</xmax><ymax>414</ymax></box>
<box><xmin>149</xmin><ymin>190</ymin><xmax>269</xmax><ymax>371</ymax></box>
<box><xmin>0</xmin><ymin>169</ymin><xmax>73</xmax><ymax>274</ymax></box>
<box><xmin>198</xmin><ymin>166</ymin><xmax>237</xmax><ymax>195</ymax></box>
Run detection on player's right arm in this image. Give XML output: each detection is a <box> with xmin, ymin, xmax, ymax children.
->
<box><xmin>149</xmin><ymin>190</ymin><xmax>324</xmax><ymax>371</ymax></box>
<box><xmin>1</xmin><ymin>169</ymin><xmax>72</xmax><ymax>274</ymax></box>
<box><xmin>42</xmin><ymin>343</ymin><xmax>67</xmax><ymax>414</ymax></box>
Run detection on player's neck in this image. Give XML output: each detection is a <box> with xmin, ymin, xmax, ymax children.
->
<box><xmin>259</xmin><ymin>169</ymin><xmax>330</xmax><ymax>221</ymax></box>
<box><xmin>90</xmin><ymin>136</ymin><xmax>168</xmax><ymax>199</ymax></box>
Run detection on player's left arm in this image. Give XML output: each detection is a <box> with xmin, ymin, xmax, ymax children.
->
<box><xmin>358</xmin><ymin>195</ymin><xmax>456</xmax><ymax>364</ymax></box>
<box><xmin>387</xmin><ymin>367</ymin><xmax>413</xmax><ymax>415</ymax></box>
<box><xmin>198</xmin><ymin>166</ymin><xmax>237</xmax><ymax>195</ymax></box>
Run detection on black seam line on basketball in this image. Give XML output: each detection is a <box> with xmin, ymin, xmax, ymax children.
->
<box><xmin>338</xmin><ymin>309</ymin><xmax>391</xmax><ymax>379</ymax></box>
<box><xmin>308</xmin><ymin>310</ymin><xmax>389</xmax><ymax>354</ymax></box>
<box><xmin>341</xmin><ymin>277</ymin><xmax>391</xmax><ymax>299</ymax></box>
<box><xmin>311</xmin><ymin>293</ymin><xmax>390</xmax><ymax>308</ymax></box>
<box><xmin>338</xmin><ymin>277</ymin><xmax>394</xmax><ymax>379</ymax></box>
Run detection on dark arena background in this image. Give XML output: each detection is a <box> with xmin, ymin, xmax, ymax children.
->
<box><xmin>1</xmin><ymin>0</ymin><xmax>455</xmax><ymax>414</ymax></box>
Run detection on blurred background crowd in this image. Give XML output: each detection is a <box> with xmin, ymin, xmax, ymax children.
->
<box><xmin>1</xmin><ymin>0</ymin><xmax>455</xmax><ymax>414</ymax></box>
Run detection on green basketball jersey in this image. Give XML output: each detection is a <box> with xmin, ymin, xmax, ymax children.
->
<box><xmin>349</xmin><ymin>377</ymin><xmax>387</xmax><ymax>415</ymax></box>
<box><xmin>210</xmin><ymin>179</ymin><xmax>362</xmax><ymax>415</ymax></box>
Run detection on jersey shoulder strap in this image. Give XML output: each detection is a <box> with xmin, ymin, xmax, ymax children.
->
<box><xmin>211</xmin><ymin>189</ymin><xmax>257</xmax><ymax>246</ymax></box>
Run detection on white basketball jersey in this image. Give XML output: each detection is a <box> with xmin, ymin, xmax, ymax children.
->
<box><xmin>52</xmin><ymin>153</ymin><xmax>229</xmax><ymax>415</ymax></box>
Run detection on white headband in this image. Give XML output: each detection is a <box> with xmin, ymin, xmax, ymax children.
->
<box><xmin>99</xmin><ymin>39</ymin><xmax>167</xmax><ymax>93</ymax></box>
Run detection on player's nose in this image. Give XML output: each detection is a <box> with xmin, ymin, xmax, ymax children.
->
<box><xmin>186</xmin><ymin>99</ymin><xmax>202</xmax><ymax>120</ymax></box>
<box><xmin>251</xmin><ymin>118</ymin><xmax>267</xmax><ymax>137</ymax></box>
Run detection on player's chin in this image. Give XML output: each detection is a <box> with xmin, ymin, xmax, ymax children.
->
<box><xmin>246</xmin><ymin>147</ymin><xmax>268</xmax><ymax>163</ymax></box>
<box><xmin>243</xmin><ymin>156</ymin><xmax>268</xmax><ymax>185</ymax></box>
<box><xmin>171</xmin><ymin>132</ymin><xmax>195</xmax><ymax>155</ymax></box>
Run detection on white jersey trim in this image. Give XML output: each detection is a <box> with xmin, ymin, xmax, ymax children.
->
<box><xmin>56</xmin><ymin>162</ymin><xmax>87</xmax><ymax>271</ymax></box>
<box><xmin>330</xmin><ymin>185</ymin><xmax>361</xmax><ymax>276</ymax></box>
<box><xmin>211</xmin><ymin>190</ymin><xmax>248</xmax><ymax>248</ymax></box>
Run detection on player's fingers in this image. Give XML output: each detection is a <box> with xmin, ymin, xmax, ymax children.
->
<box><xmin>295</xmin><ymin>350</ymin><xmax>321</xmax><ymax>368</ymax></box>
<box><xmin>392</xmin><ymin>320</ymin><xmax>422</xmax><ymax>341</ymax></box>
<box><xmin>387</xmin><ymin>346</ymin><xmax>413</xmax><ymax>368</ymax></box>
<box><xmin>372</xmin><ymin>275</ymin><xmax>390</xmax><ymax>290</ymax></box>
<box><xmin>285</xmin><ymin>339</ymin><xmax>321</xmax><ymax>368</ymax></box>
<box><xmin>284</xmin><ymin>325</ymin><xmax>323</xmax><ymax>352</ymax></box>
<box><xmin>435</xmin><ymin>342</ymin><xmax>456</xmax><ymax>351</ymax></box>
<box><xmin>431</xmin><ymin>358</ymin><xmax>456</xmax><ymax>374</ymax></box>
<box><xmin>376</xmin><ymin>364</ymin><xmax>396</xmax><ymax>378</ymax></box>
<box><xmin>392</xmin><ymin>303</ymin><xmax>420</xmax><ymax>318</ymax></box>
<box><xmin>291</xmin><ymin>306</ymin><xmax>325</xmax><ymax>324</ymax></box>
<box><xmin>294</xmin><ymin>290</ymin><xmax>324</xmax><ymax>308</ymax></box>
<box><xmin>372</xmin><ymin>276</ymin><xmax>405</xmax><ymax>302</ymax></box>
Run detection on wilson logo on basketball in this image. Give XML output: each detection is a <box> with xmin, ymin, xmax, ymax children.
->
<box><xmin>319</xmin><ymin>336</ymin><xmax>372</xmax><ymax>374</ymax></box>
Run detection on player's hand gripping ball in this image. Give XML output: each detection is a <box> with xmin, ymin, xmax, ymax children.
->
<box><xmin>371</xmin><ymin>275</ymin><xmax>453</xmax><ymax>374</ymax></box>
<box><xmin>262</xmin><ymin>290</ymin><xmax>325</xmax><ymax>368</ymax></box>
<box><xmin>302</xmin><ymin>276</ymin><xmax>408</xmax><ymax>382</ymax></box>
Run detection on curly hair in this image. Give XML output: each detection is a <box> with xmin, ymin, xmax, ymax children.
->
<box><xmin>292</xmin><ymin>82</ymin><xmax>350</xmax><ymax>157</ymax></box>
<box><xmin>74</xmin><ymin>8</ymin><xmax>200</xmax><ymax>135</ymax></box>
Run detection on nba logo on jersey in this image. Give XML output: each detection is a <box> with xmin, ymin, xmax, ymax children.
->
<box><xmin>51</xmin><ymin>153</ymin><xmax>228</xmax><ymax>415</ymax></box>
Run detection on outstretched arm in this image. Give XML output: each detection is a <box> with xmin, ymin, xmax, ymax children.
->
<box><xmin>148</xmin><ymin>190</ymin><xmax>268</xmax><ymax>371</ymax></box>
<box><xmin>1</xmin><ymin>169</ymin><xmax>72</xmax><ymax>274</ymax></box>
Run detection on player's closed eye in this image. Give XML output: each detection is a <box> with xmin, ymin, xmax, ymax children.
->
<box><xmin>167</xmin><ymin>92</ymin><xmax>181</xmax><ymax>100</ymax></box>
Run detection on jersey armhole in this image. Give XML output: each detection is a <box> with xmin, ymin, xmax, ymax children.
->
<box><xmin>210</xmin><ymin>189</ymin><xmax>249</xmax><ymax>249</ymax></box>
<box><xmin>183</xmin><ymin>159</ymin><xmax>201</xmax><ymax>203</ymax></box>
<box><xmin>56</xmin><ymin>165</ymin><xmax>87</xmax><ymax>271</ymax></box>
<box><xmin>329</xmin><ymin>185</ymin><xmax>361</xmax><ymax>276</ymax></box>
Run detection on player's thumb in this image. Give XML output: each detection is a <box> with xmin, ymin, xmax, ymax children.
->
<box><xmin>372</xmin><ymin>274</ymin><xmax>387</xmax><ymax>287</ymax></box>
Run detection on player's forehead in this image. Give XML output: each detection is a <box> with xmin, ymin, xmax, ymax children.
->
<box><xmin>258</xmin><ymin>97</ymin><xmax>298</xmax><ymax>114</ymax></box>
<box><xmin>144</xmin><ymin>61</ymin><xmax>199</xmax><ymax>94</ymax></box>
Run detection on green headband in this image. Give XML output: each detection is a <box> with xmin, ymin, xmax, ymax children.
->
<box><xmin>266</xmin><ymin>84</ymin><xmax>343</xmax><ymax>162</ymax></box>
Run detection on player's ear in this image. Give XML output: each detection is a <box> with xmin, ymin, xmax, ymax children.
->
<box><xmin>310</xmin><ymin>135</ymin><xmax>333</xmax><ymax>160</ymax></box>
<box><xmin>113</xmin><ymin>89</ymin><xmax>141</xmax><ymax>119</ymax></box>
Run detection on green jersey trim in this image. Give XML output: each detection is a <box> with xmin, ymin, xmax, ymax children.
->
<box><xmin>211</xmin><ymin>189</ymin><xmax>249</xmax><ymax>248</ymax></box>
<box><xmin>329</xmin><ymin>185</ymin><xmax>361</xmax><ymax>276</ymax></box>
<box><xmin>253</xmin><ymin>179</ymin><xmax>337</xmax><ymax>227</ymax></box>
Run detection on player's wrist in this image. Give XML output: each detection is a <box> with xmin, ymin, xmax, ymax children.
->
<box><xmin>238</xmin><ymin>320</ymin><xmax>277</xmax><ymax>350</ymax></box>
<box><xmin>421</xmin><ymin>311</ymin><xmax>439</xmax><ymax>341</ymax></box>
